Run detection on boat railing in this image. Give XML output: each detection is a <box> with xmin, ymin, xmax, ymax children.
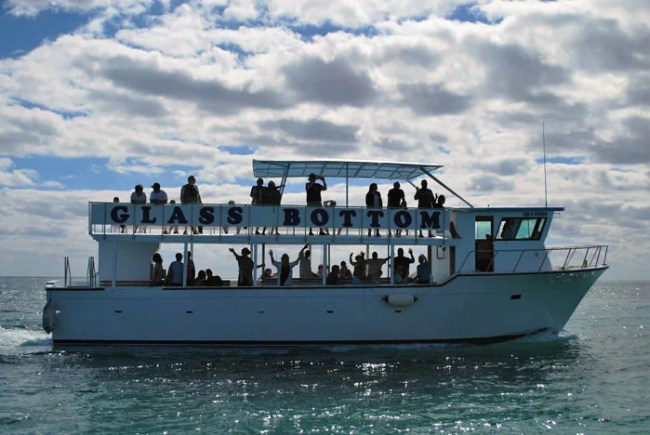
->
<box><xmin>88</xmin><ymin>202</ymin><xmax>453</xmax><ymax>243</ymax></box>
<box><xmin>457</xmin><ymin>245</ymin><xmax>608</xmax><ymax>274</ymax></box>
<box><xmin>58</xmin><ymin>256</ymin><xmax>98</xmax><ymax>288</ymax></box>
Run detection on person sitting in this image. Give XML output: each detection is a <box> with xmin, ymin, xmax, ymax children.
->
<box><xmin>416</xmin><ymin>254</ymin><xmax>430</xmax><ymax>283</ymax></box>
<box><xmin>338</xmin><ymin>261</ymin><xmax>353</xmax><ymax>280</ymax></box>
<box><xmin>166</xmin><ymin>253</ymin><xmax>184</xmax><ymax>286</ymax></box>
<box><xmin>205</xmin><ymin>269</ymin><xmax>223</xmax><ymax>286</ymax></box>
<box><xmin>269</xmin><ymin>249</ymin><xmax>300</xmax><ymax>286</ymax></box>
<box><xmin>150</xmin><ymin>253</ymin><xmax>165</xmax><ymax>286</ymax></box>
<box><xmin>316</xmin><ymin>264</ymin><xmax>324</xmax><ymax>278</ymax></box>
<box><xmin>327</xmin><ymin>265</ymin><xmax>340</xmax><ymax>285</ymax></box>
<box><xmin>194</xmin><ymin>270</ymin><xmax>207</xmax><ymax>286</ymax></box>
<box><xmin>394</xmin><ymin>265</ymin><xmax>405</xmax><ymax>284</ymax></box>
<box><xmin>366</xmin><ymin>251</ymin><xmax>390</xmax><ymax>283</ymax></box>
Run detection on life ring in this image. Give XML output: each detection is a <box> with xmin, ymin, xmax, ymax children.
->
<box><xmin>383</xmin><ymin>293</ymin><xmax>417</xmax><ymax>307</ymax></box>
<box><xmin>42</xmin><ymin>300</ymin><xmax>55</xmax><ymax>333</ymax></box>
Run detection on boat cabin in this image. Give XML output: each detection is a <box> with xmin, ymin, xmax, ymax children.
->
<box><xmin>86</xmin><ymin>160</ymin><xmax>577</xmax><ymax>288</ymax></box>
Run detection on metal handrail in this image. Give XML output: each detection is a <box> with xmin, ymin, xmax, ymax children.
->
<box><xmin>457</xmin><ymin>245</ymin><xmax>608</xmax><ymax>274</ymax></box>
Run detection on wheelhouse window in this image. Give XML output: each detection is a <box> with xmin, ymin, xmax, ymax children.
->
<box><xmin>496</xmin><ymin>218</ymin><xmax>546</xmax><ymax>240</ymax></box>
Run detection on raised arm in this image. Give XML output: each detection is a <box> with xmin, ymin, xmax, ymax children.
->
<box><xmin>319</xmin><ymin>176</ymin><xmax>327</xmax><ymax>191</ymax></box>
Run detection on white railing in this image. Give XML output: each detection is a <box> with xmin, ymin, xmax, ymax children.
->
<box><xmin>457</xmin><ymin>245</ymin><xmax>608</xmax><ymax>274</ymax></box>
<box><xmin>60</xmin><ymin>256</ymin><xmax>98</xmax><ymax>288</ymax></box>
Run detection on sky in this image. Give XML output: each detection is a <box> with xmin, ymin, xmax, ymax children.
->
<box><xmin>0</xmin><ymin>0</ymin><xmax>648</xmax><ymax>280</ymax></box>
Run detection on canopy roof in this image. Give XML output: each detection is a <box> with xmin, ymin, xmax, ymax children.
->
<box><xmin>252</xmin><ymin>160</ymin><xmax>442</xmax><ymax>181</ymax></box>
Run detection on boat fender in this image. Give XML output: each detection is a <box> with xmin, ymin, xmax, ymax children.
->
<box><xmin>42</xmin><ymin>300</ymin><xmax>56</xmax><ymax>333</ymax></box>
<box><xmin>383</xmin><ymin>293</ymin><xmax>417</xmax><ymax>307</ymax></box>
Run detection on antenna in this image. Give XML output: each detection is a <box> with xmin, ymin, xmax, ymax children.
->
<box><xmin>542</xmin><ymin>121</ymin><xmax>548</xmax><ymax>208</ymax></box>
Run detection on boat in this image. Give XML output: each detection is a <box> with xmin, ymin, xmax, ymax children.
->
<box><xmin>42</xmin><ymin>160</ymin><xmax>608</xmax><ymax>345</ymax></box>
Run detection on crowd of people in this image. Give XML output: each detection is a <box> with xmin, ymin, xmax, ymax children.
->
<box><xmin>142</xmin><ymin>174</ymin><xmax>449</xmax><ymax>287</ymax></box>
<box><xmin>151</xmin><ymin>244</ymin><xmax>433</xmax><ymax>288</ymax></box>
<box><xmin>118</xmin><ymin>173</ymin><xmax>455</xmax><ymax>238</ymax></box>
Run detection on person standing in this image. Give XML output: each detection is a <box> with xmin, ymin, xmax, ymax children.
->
<box><xmin>414</xmin><ymin>179</ymin><xmax>435</xmax><ymax>237</ymax></box>
<box><xmin>297</xmin><ymin>244</ymin><xmax>314</xmax><ymax>279</ymax></box>
<box><xmin>131</xmin><ymin>184</ymin><xmax>147</xmax><ymax>204</ymax></box>
<box><xmin>186</xmin><ymin>250</ymin><xmax>196</xmax><ymax>285</ymax></box>
<box><xmin>365</xmin><ymin>251</ymin><xmax>390</xmax><ymax>283</ymax></box>
<box><xmin>416</xmin><ymin>254</ymin><xmax>431</xmax><ymax>283</ymax></box>
<box><xmin>150</xmin><ymin>182</ymin><xmax>169</xmax><ymax>233</ymax></box>
<box><xmin>387</xmin><ymin>182</ymin><xmax>406</xmax><ymax>236</ymax></box>
<box><xmin>150</xmin><ymin>253</ymin><xmax>165</xmax><ymax>285</ymax></box>
<box><xmin>131</xmin><ymin>184</ymin><xmax>147</xmax><ymax>233</ymax></box>
<box><xmin>306</xmin><ymin>173</ymin><xmax>327</xmax><ymax>235</ymax></box>
<box><xmin>266</xmin><ymin>181</ymin><xmax>282</xmax><ymax>235</ymax></box>
<box><xmin>250</xmin><ymin>178</ymin><xmax>267</xmax><ymax>235</ymax></box>
<box><xmin>393</xmin><ymin>248</ymin><xmax>415</xmax><ymax>281</ymax></box>
<box><xmin>269</xmin><ymin>249</ymin><xmax>301</xmax><ymax>286</ymax></box>
<box><xmin>365</xmin><ymin>183</ymin><xmax>383</xmax><ymax>237</ymax></box>
<box><xmin>229</xmin><ymin>247</ymin><xmax>254</xmax><ymax>286</ymax></box>
<box><xmin>181</xmin><ymin>175</ymin><xmax>202</xmax><ymax>234</ymax></box>
<box><xmin>166</xmin><ymin>252</ymin><xmax>184</xmax><ymax>286</ymax></box>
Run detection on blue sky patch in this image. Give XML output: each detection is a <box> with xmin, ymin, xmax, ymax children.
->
<box><xmin>0</xmin><ymin>9</ymin><xmax>90</xmax><ymax>59</ymax></box>
<box><xmin>447</xmin><ymin>3</ymin><xmax>501</xmax><ymax>25</ymax></box>
<box><xmin>11</xmin><ymin>156</ymin><xmax>198</xmax><ymax>191</ymax></box>
<box><xmin>536</xmin><ymin>156</ymin><xmax>585</xmax><ymax>165</ymax></box>
<box><xmin>11</xmin><ymin>98</ymin><xmax>86</xmax><ymax>119</ymax></box>
<box><xmin>221</xmin><ymin>145</ymin><xmax>256</xmax><ymax>155</ymax></box>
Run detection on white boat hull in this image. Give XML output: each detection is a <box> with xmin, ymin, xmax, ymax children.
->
<box><xmin>45</xmin><ymin>267</ymin><xmax>606</xmax><ymax>346</ymax></box>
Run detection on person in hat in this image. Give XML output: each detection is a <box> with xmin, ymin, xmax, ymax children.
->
<box><xmin>150</xmin><ymin>182</ymin><xmax>169</xmax><ymax>233</ymax></box>
<box><xmin>150</xmin><ymin>182</ymin><xmax>168</xmax><ymax>205</ymax></box>
<box><xmin>229</xmin><ymin>247</ymin><xmax>258</xmax><ymax>286</ymax></box>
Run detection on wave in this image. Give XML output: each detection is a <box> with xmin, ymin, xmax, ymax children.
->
<box><xmin>0</xmin><ymin>326</ymin><xmax>52</xmax><ymax>354</ymax></box>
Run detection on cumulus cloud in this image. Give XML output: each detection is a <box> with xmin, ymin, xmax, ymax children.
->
<box><xmin>283</xmin><ymin>56</ymin><xmax>377</xmax><ymax>107</ymax></box>
<box><xmin>0</xmin><ymin>0</ymin><xmax>649</xmax><ymax>279</ymax></box>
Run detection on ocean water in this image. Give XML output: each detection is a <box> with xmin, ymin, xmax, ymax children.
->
<box><xmin>0</xmin><ymin>278</ymin><xmax>648</xmax><ymax>434</ymax></box>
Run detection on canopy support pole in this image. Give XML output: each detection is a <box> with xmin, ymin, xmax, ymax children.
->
<box><xmin>420</xmin><ymin>166</ymin><xmax>474</xmax><ymax>208</ymax></box>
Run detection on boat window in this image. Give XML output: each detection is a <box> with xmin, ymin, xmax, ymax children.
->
<box><xmin>496</xmin><ymin>218</ymin><xmax>546</xmax><ymax>240</ymax></box>
<box><xmin>475</xmin><ymin>218</ymin><xmax>493</xmax><ymax>240</ymax></box>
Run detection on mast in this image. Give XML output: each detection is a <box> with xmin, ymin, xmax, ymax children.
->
<box><xmin>543</xmin><ymin>122</ymin><xmax>548</xmax><ymax>208</ymax></box>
